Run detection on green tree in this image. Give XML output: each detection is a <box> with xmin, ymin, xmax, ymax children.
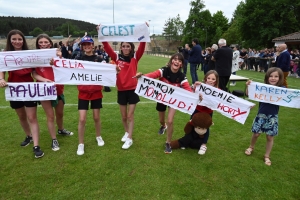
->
<box><xmin>29</xmin><ymin>27</ymin><xmax>44</xmax><ymax>36</ymax></box>
<box><xmin>238</xmin><ymin>0</ymin><xmax>300</xmax><ymax>47</ymax></box>
<box><xmin>162</xmin><ymin>14</ymin><xmax>184</xmax><ymax>43</ymax></box>
<box><xmin>210</xmin><ymin>11</ymin><xmax>229</xmax><ymax>44</ymax></box>
<box><xmin>182</xmin><ymin>0</ymin><xmax>210</xmax><ymax>46</ymax></box>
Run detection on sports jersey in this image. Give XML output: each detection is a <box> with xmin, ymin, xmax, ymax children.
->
<box><xmin>145</xmin><ymin>66</ymin><xmax>192</xmax><ymax>91</ymax></box>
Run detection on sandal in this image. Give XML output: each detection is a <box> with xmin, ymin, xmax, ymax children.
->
<box><xmin>245</xmin><ymin>147</ymin><xmax>254</xmax><ymax>155</ymax></box>
<box><xmin>264</xmin><ymin>157</ymin><xmax>272</xmax><ymax>166</ymax></box>
<box><xmin>198</xmin><ymin>145</ymin><xmax>207</xmax><ymax>155</ymax></box>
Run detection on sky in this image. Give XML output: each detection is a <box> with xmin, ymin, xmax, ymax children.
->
<box><xmin>0</xmin><ymin>0</ymin><xmax>242</xmax><ymax>34</ymax></box>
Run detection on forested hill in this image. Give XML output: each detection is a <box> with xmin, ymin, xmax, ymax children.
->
<box><xmin>0</xmin><ymin>16</ymin><xmax>97</xmax><ymax>37</ymax></box>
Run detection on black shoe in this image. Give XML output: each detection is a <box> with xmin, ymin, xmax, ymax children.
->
<box><xmin>164</xmin><ymin>142</ymin><xmax>172</xmax><ymax>154</ymax></box>
<box><xmin>58</xmin><ymin>129</ymin><xmax>74</xmax><ymax>136</ymax></box>
<box><xmin>33</xmin><ymin>146</ymin><xmax>44</xmax><ymax>158</ymax></box>
<box><xmin>20</xmin><ymin>136</ymin><xmax>32</xmax><ymax>147</ymax></box>
<box><xmin>104</xmin><ymin>86</ymin><xmax>111</xmax><ymax>92</ymax></box>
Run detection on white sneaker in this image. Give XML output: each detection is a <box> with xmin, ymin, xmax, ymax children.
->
<box><xmin>96</xmin><ymin>136</ymin><xmax>105</xmax><ymax>146</ymax></box>
<box><xmin>122</xmin><ymin>138</ymin><xmax>133</xmax><ymax>149</ymax></box>
<box><xmin>198</xmin><ymin>145</ymin><xmax>207</xmax><ymax>155</ymax></box>
<box><xmin>121</xmin><ymin>132</ymin><xmax>129</xmax><ymax>142</ymax></box>
<box><xmin>77</xmin><ymin>144</ymin><xmax>84</xmax><ymax>155</ymax></box>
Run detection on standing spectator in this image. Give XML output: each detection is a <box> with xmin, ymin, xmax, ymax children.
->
<box><xmin>207</xmin><ymin>44</ymin><xmax>218</xmax><ymax>71</ymax></box>
<box><xmin>188</xmin><ymin>38</ymin><xmax>202</xmax><ymax>85</ymax></box>
<box><xmin>276</xmin><ymin>44</ymin><xmax>290</xmax><ymax>87</ymax></box>
<box><xmin>58</xmin><ymin>35</ymin><xmax>71</xmax><ymax>59</ymax></box>
<box><xmin>212</xmin><ymin>38</ymin><xmax>233</xmax><ymax>91</ymax></box>
<box><xmin>181</xmin><ymin>44</ymin><xmax>190</xmax><ymax>75</ymax></box>
<box><xmin>239</xmin><ymin>48</ymin><xmax>247</xmax><ymax>69</ymax></box>
<box><xmin>254</xmin><ymin>50</ymin><xmax>260</xmax><ymax>71</ymax></box>
<box><xmin>230</xmin><ymin>45</ymin><xmax>240</xmax><ymax>86</ymax></box>
<box><xmin>248</xmin><ymin>48</ymin><xmax>255</xmax><ymax>70</ymax></box>
<box><xmin>258</xmin><ymin>50</ymin><xmax>265</xmax><ymax>72</ymax></box>
<box><xmin>203</xmin><ymin>47</ymin><xmax>211</xmax><ymax>75</ymax></box>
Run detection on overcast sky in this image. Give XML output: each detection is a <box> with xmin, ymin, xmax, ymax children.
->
<box><xmin>0</xmin><ymin>0</ymin><xmax>242</xmax><ymax>34</ymax></box>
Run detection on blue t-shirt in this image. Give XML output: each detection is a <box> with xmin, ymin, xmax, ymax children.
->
<box><xmin>257</xmin><ymin>102</ymin><xmax>279</xmax><ymax>115</ymax></box>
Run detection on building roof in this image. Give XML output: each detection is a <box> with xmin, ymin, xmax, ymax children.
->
<box><xmin>272</xmin><ymin>31</ymin><xmax>300</xmax><ymax>42</ymax></box>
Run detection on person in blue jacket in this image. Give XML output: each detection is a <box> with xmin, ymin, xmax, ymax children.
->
<box><xmin>188</xmin><ymin>38</ymin><xmax>202</xmax><ymax>85</ymax></box>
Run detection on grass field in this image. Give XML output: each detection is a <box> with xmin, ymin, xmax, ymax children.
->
<box><xmin>0</xmin><ymin>55</ymin><xmax>300</xmax><ymax>199</ymax></box>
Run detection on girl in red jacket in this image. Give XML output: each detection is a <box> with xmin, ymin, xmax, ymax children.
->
<box><xmin>135</xmin><ymin>53</ymin><xmax>192</xmax><ymax>153</ymax></box>
<box><xmin>75</xmin><ymin>36</ymin><xmax>106</xmax><ymax>155</ymax></box>
<box><xmin>0</xmin><ymin>30</ymin><xmax>43</xmax><ymax>158</ymax></box>
<box><xmin>33</xmin><ymin>34</ymin><xmax>73</xmax><ymax>152</ymax></box>
<box><xmin>102</xmin><ymin>40</ymin><xmax>146</xmax><ymax>150</ymax></box>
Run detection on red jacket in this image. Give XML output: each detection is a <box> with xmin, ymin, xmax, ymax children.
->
<box><xmin>103</xmin><ymin>42</ymin><xmax>145</xmax><ymax>91</ymax></box>
<box><xmin>35</xmin><ymin>67</ymin><xmax>64</xmax><ymax>96</ymax></box>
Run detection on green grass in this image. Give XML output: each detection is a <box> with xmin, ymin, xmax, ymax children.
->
<box><xmin>0</xmin><ymin>55</ymin><xmax>300</xmax><ymax>199</ymax></box>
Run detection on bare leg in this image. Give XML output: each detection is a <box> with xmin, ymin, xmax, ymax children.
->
<box><xmin>126</xmin><ymin>104</ymin><xmax>137</xmax><ymax>139</ymax></box>
<box><xmin>78</xmin><ymin>110</ymin><xmax>87</xmax><ymax>144</ymax></box>
<box><xmin>25</xmin><ymin>107</ymin><xmax>40</xmax><ymax>147</ymax></box>
<box><xmin>249</xmin><ymin>133</ymin><xmax>260</xmax><ymax>148</ymax></box>
<box><xmin>158</xmin><ymin>111</ymin><xmax>165</xmax><ymax>126</ymax></box>
<box><xmin>55</xmin><ymin>99</ymin><xmax>64</xmax><ymax>130</ymax></box>
<box><xmin>93</xmin><ymin>109</ymin><xmax>101</xmax><ymax>137</ymax></box>
<box><xmin>265</xmin><ymin>135</ymin><xmax>274</xmax><ymax>158</ymax></box>
<box><xmin>166</xmin><ymin>108</ymin><xmax>176</xmax><ymax>143</ymax></box>
<box><xmin>119</xmin><ymin>105</ymin><xmax>128</xmax><ymax>133</ymax></box>
<box><xmin>14</xmin><ymin>107</ymin><xmax>31</xmax><ymax>137</ymax></box>
<box><xmin>41</xmin><ymin>101</ymin><xmax>56</xmax><ymax>139</ymax></box>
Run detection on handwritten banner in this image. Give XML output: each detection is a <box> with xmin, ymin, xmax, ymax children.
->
<box><xmin>0</xmin><ymin>49</ymin><xmax>57</xmax><ymax>72</ymax></box>
<box><xmin>248</xmin><ymin>81</ymin><xmax>300</xmax><ymax>108</ymax></box>
<box><xmin>98</xmin><ymin>23</ymin><xmax>150</xmax><ymax>42</ymax></box>
<box><xmin>135</xmin><ymin>76</ymin><xmax>199</xmax><ymax>115</ymax></box>
<box><xmin>52</xmin><ymin>58</ymin><xmax>116</xmax><ymax>86</ymax></box>
<box><xmin>5</xmin><ymin>82</ymin><xmax>57</xmax><ymax>101</ymax></box>
<box><xmin>195</xmin><ymin>83</ymin><xmax>255</xmax><ymax>124</ymax></box>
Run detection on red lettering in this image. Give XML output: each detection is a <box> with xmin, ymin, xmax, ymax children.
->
<box><xmin>177</xmin><ymin>101</ymin><xmax>186</xmax><ymax>108</ymax></box>
<box><xmin>53</xmin><ymin>60</ymin><xmax>59</xmax><ymax>67</ymax></box>
<box><xmin>62</xmin><ymin>60</ymin><xmax>67</xmax><ymax>68</ymax></box>
<box><xmin>146</xmin><ymin>87</ymin><xmax>154</xmax><ymax>97</ymax></box>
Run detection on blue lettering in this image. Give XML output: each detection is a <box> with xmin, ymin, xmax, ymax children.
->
<box><xmin>118</xmin><ymin>26</ymin><xmax>123</xmax><ymax>36</ymax></box>
<box><xmin>255</xmin><ymin>84</ymin><xmax>260</xmax><ymax>91</ymax></box>
<box><xmin>101</xmin><ymin>26</ymin><xmax>108</xmax><ymax>36</ymax></box>
<box><xmin>108</xmin><ymin>26</ymin><xmax>114</xmax><ymax>36</ymax></box>
<box><xmin>129</xmin><ymin>25</ymin><xmax>135</xmax><ymax>35</ymax></box>
<box><xmin>113</xmin><ymin>26</ymin><xmax>118</xmax><ymax>36</ymax></box>
<box><xmin>138</xmin><ymin>36</ymin><xmax>145</xmax><ymax>41</ymax></box>
<box><xmin>123</xmin><ymin>26</ymin><xmax>129</xmax><ymax>36</ymax></box>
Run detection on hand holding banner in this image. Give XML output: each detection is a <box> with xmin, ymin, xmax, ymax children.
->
<box><xmin>0</xmin><ymin>49</ymin><xmax>57</xmax><ymax>72</ymax></box>
<box><xmin>135</xmin><ymin>76</ymin><xmax>199</xmax><ymax>115</ymax></box>
<box><xmin>98</xmin><ymin>23</ymin><xmax>150</xmax><ymax>42</ymax></box>
<box><xmin>195</xmin><ymin>83</ymin><xmax>255</xmax><ymax>124</ymax></box>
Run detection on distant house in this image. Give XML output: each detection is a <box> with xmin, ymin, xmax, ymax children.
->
<box><xmin>272</xmin><ymin>31</ymin><xmax>300</xmax><ymax>48</ymax></box>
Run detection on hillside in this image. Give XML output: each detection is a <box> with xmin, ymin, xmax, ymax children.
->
<box><xmin>0</xmin><ymin>16</ymin><xmax>97</xmax><ymax>36</ymax></box>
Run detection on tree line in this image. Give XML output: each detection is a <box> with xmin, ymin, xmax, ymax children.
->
<box><xmin>0</xmin><ymin>16</ymin><xmax>97</xmax><ymax>37</ymax></box>
<box><xmin>162</xmin><ymin>0</ymin><xmax>300</xmax><ymax>49</ymax></box>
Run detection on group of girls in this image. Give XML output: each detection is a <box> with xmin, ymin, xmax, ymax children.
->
<box><xmin>0</xmin><ymin>29</ymin><xmax>284</xmax><ymax>166</ymax></box>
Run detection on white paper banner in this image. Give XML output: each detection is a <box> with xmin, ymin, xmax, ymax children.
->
<box><xmin>195</xmin><ymin>83</ymin><xmax>255</xmax><ymax>124</ymax></box>
<box><xmin>0</xmin><ymin>49</ymin><xmax>57</xmax><ymax>72</ymax></box>
<box><xmin>5</xmin><ymin>82</ymin><xmax>57</xmax><ymax>101</ymax></box>
<box><xmin>52</xmin><ymin>58</ymin><xmax>116</xmax><ymax>86</ymax></box>
<box><xmin>135</xmin><ymin>76</ymin><xmax>199</xmax><ymax>115</ymax></box>
<box><xmin>248</xmin><ymin>81</ymin><xmax>300</xmax><ymax>108</ymax></box>
<box><xmin>98</xmin><ymin>23</ymin><xmax>150</xmax><ymax>42</ymax></box>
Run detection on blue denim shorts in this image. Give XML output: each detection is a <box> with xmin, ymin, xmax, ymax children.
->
<box><xmin>251</xmin><ymin>113</ymin><xmax>278</xmax><ymax>136</ymax></box>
